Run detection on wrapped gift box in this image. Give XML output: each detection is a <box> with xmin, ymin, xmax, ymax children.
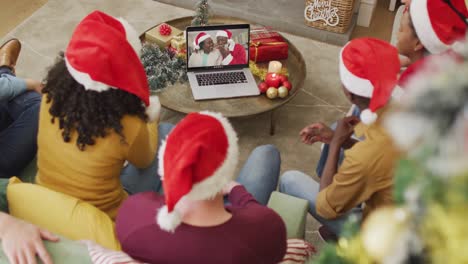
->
<box><xmin>170</xmin><ymin>35</ymin><xmax>186</xmax><ymax>51</ymax></box>
<box><xmin>249</xmin><ymin>37</ymin><xmax>289</xmax><ymax>63</ymax></box>
<box><xmin>145</xmin><ymin>24</ymin><xmax>182</xmax><ymax>48</ymax></box>
<box><xmin>250</xmin><ymin>26</ymin><xmax>284</xmax><ymax>42</ymax></box>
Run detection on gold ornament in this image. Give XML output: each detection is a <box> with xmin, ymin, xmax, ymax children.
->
<box><xmin>266</xmin><ymin>87</ymin><xmax>278</xmax><ymax>99</ymax></box>
<box><xmin>337</xmin><ymin>237</ymin><xmax>373</xmax><ymax>264</ymax></box>
<box><xmin>278</xmin><ymin>86</ymin><xmax>289</xmax><ymax>98</ymax></box>
<box><xmin>423</xmin><ymin>204</ymin><xmax>468</xmax><ymax>264</ymax></box>
<box><xmin>361</xmin><ymin>206</ymin><xmax>410</xmax><ymax>262</ymax></box>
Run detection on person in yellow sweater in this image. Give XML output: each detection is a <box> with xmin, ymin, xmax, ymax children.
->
<box><xmin>35</xmin><ymin>11</ymin><xmax>165</xmax><ymax>220</ymax></box>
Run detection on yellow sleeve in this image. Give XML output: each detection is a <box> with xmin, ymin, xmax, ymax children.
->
<box><xmin>316</xmin><ymin>152</ymin><xmax>370</xmax><ymax>219</ymax></box>
<box><xmin>126</xmin><ymin>121</ymin><xmax>159</xmax><ymax>168</ymax></box>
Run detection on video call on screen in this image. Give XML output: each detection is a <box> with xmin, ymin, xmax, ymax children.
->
<box><xmin>187</xmin><ymin>28</ymin><xmax>249</xmax><ymax>68</ymax></box>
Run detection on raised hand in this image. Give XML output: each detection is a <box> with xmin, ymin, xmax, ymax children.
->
<box><xmin>299</xmin><ymin>123</ymin><xmax>334</xmax><ymax>145</ymax></box>
<box><xmin>331</xmin><ymin>116</ymin><xmax>360</xmax><ymax>147</ymax></box>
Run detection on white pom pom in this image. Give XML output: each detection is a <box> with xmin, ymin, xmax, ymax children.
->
<box><xmin>146</xmin><ymin>95</ymin><xmax>161</xmax><ymax>122</ymax></box>
<box><xmin>361</xmin><ymin>109</ymin><xmax>378</xmax><ymax>125</ymax></box>
<box><xmin>117</xmin><ymin>18</ymin><xmax>142</xmax><ymax>55</ymax></box>
<box><xmin>156</xmin><ymin>205</ymin><xmax>182</xmax><ymax>232</ymax></box>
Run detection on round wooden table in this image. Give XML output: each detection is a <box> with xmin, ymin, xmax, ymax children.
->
<box><xmin>142</xmin><ymin>16</ymin><xmax>306</xmax><ymax>134</ymax></box>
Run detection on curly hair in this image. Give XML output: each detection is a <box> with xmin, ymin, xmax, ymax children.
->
<box><xmin>42</xmin><ymin>53</ymin><xmax>148</xmax><ymax>151</ymax></box>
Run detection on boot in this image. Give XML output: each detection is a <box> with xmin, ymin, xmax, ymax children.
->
<box><xmin>0</xmin><ymin>39</ymin><xmax>21</xmax><ymax>70</ymax></box>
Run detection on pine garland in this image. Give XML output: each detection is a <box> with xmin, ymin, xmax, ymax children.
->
<box><xmin>191</xmin><ymin>0</ymin><xmax>210</xmax><ymax>26</ymax></box>
<box><xmin>140</xmin><ymin>43</ymin><xmax>187</xmax><ymax>92</ymax></box>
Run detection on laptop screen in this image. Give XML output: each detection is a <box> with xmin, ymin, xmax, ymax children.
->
<box><xmin>186</xmin><ymin>24</ymin><xmax>250</xmax><ymax>71</ymax></box>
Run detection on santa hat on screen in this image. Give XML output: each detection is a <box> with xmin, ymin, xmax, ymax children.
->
<box><xmin>216</xmin><ymin>30</ymin><xmax>235</xmax><ymax>50</ymax></box>
<box><xmin>193</xmin><ymin>32</ymin><xmax>212</xmax><ymax>50</ymax></box>
<box><xmin>339</xmin><ymin>38</ymin><xmax>400</xmax><ymax>125</ymax></box>
<box><xmin>156</xmin><ymin>111</ymin><xmax>239</xmax><ymax>232</ymax></box>
<box><xmin>410</xmin><ymin>0</ymin><xmax>468</xmax><ymax>54</ymax></box>
<box><xmin>64</xmin><ymin>10</ymin><xmax>160</xmax><ymax>121</ymax></box>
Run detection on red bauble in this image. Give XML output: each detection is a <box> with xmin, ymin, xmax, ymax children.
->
<box><xmin>282</xmin><ymin>81</ymin><xmax>292</xmax><ymax>91</ymax></box>
<box><xmin>159</xmin><ymin>24</ymin><xmax>172</xmax><ymax>36</ymax></box>
<box><xmin>265</xmin><ymin>73</ymin><xmax>281</xmax><ymax>88</ymax></box>
<box><xmin>258</xmin><ymin>82</ymin><xmax>269</xmax><ymax>93</ymax></box>
<box><xmin>278</xmin><ymin>74</ymin><xmax>288</xmax><ymax>83</ymax></box>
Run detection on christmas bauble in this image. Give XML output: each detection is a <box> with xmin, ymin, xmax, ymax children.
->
<box><xmin>282</xmin><ymin>81</ymin><xmax>292</xmax><ymax>91</ymax></box>
<box><xmin>278</xmin><ymin>86</ymin><xmax>288</xmax><ymax>98</ymax></box>
<box><xmin>265</xmin><ymin>73</ymin><xmax>281</xmax><ymax>88</ymax></box>
<box><xmin>278</xmin><ymin>74</ymin><xmax>288</xmax><ymax>83</ymax></box>
<box><xmin>361</xmin><ymin>207</ymin><xmax>410</xmax><ymax>262</ymax></box>
<box><xmin>258</xmin><ymin>82</ymin><xmax>269</xmax><ymax>93</ymax></box>
<box><xmin>159</xmin><ymin>24</ymin><xmax>172</xmax><ymax>36</ymax></box>
<box><xmin>266</xmin><ymin>87</ymin><xmax>278</xmax><ymax>99</ymax></box>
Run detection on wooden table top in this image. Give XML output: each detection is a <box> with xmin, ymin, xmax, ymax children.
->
<box><xmin>141</xmin><ymin>16</ymin><xmax>307</xmax><ymax>118</ymax></box>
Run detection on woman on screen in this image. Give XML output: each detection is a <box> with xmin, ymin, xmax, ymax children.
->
<box><xmin>188</xmin><ymin>32</ymin><xmax>223</xmax><ymax>67</ymax></box>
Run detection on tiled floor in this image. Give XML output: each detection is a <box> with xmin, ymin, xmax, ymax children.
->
<box><xmin>0</xmin><ymin>0</ymin><xmax>397</xmax><ymax>251</ymax></box>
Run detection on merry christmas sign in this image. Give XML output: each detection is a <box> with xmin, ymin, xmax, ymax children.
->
<box><xmin>304</xmin><ymin>0</ymin><xmax>340</xmax><ymax>27</ymax></box>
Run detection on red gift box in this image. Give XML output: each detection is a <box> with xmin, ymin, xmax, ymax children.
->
<box><xmin>249</xmin><ymin>37</ymin><xmax>289</xmax><ymax>63</ymax></box>
<box><xmin>250</xmin><ymin>26</ymin><xmax>284</xmax><ymax>42</ymax></box>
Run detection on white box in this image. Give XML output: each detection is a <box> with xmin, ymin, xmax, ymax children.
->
<box><xmin>357</xmin><ymin>0</ymin><xmax>377</xmax><ymax>27</ymax></box>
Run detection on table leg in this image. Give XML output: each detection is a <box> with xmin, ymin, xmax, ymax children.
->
<box><xmin>270</xmin><ymin>110</ymin><xmax>277</xmax><ymax>136</ymax></box>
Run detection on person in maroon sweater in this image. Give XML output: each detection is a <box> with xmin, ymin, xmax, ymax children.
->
<box><xmin>116</xmin><ymin>111</ymin><xmax>286</xmax><ymax>264</ymax></box>
<box><xmin>216</xmin><ymin>30</ymin><xmax>247</xmax><ymax>66</ymax></box>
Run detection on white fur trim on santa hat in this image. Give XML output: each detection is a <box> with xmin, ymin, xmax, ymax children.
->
<box><xmin>64</xmin><ymin>58</ymin><xmax>112</xmax><ymax>92</ymax></box>
<box><xmin>360</xmin><ymin>109</ymin><xmax>378</xmax><ymax>125</ymax></box>
<box><xmin>146</xmin><ymin>95</ymin><xmax>161</xmax><ymax>122</ymax></box>
<box><xmin>156</xmin><ymin>205</ymin><xmax>182</xmax><ymax>232</ymax></box>
<box><xmin>117</xmin><ymin>18</ymin><xmax>142</xmax><ymax>56</ymax></box>
<box><xmin>339</xmin><ymin>48</ymin><xmax>373</xmax><ymax>98</ymax></box>
<box><xmin>157</xmin><ymin>138</ymin><xmax>167</xmax><ymax>180</ymax></box>
<box><xmin>221</xmin><ymin>54</ymin><xmax>234</xmax><ymax>65</ymax></box>
<box><xmin>185</xmin><ymin>111</ymin><xmax>239</xmax><ymax>201</ymax></box>
<box><xmin>410</xmin><ymin>0</ymin><xmax>451</xmax><ymax>54</ymax></box>
<box><xmin>194</xmin><ymin>34</ymin><xmax>211</xmax><ymax>50</ymax></box>
<box><xmin>216</xmin><ymin>30</ymin><xmax>229</xmax><ymax>38</ymax></box>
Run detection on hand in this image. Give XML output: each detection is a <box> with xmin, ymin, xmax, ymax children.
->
<box><xmin>299</xmin><ymin>123</ymin><xmax>334</xmax><ymax>145</ymax></box>
<box><xmin>0</xmin><ymin>214</ymin><xmax>59</xmax><ymax>264</ymax></box>
<box><xmin>217</xmin><ymin>46</ymin><xmax>229</xmax><ymax>58</ymax></box>
<box><xmin>331</xmin><ymin>116</ymin><xmax>360</xmax><ymax>146</ymax></box>
<box><xmin>222</xmin><ymin>181</ymin><xmax>241</xmax><ymax>195</ymax></box>
<box><xmin>25</xmin><ymin>79</ymin><xmax>44</xmax><ymax>94</ymax></box>
<box><xmin>399</xmin><ymin>55</ymin><xmax>411</xmax><ymax>67</ymax></box>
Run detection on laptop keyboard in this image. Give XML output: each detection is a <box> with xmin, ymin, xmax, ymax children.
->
<box><xmin>196</xmin><ymin>72</ymin><xmax>247</xmax><ymax>86</ymax></box>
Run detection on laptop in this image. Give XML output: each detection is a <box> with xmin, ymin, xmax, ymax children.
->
<box><xmin>186</xmin><ymin>24</ymin><xmax>260</xmax><ymax>100</ymax></box>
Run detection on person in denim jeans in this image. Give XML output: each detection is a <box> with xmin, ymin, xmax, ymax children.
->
<box><xmin>0</xmin><ymin>39</ymin><xmax>43</xmax><ymax>178</ymax></box>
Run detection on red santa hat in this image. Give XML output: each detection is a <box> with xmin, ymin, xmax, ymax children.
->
<box><xmin>216</xmin><ymin>30</ymin><xmax>235</xmax><ymax>50</ymax></box>
<box><xmin>64</xmin><ymin>10</ymin><xmax>160</xmax><ymax>121</ymax></box>
<box><xmin>156</xmin><ymin>111</ymin><xmax>239</xmax><ymax>232</ymax></box>
<box><xmin>193</xmin><ymin>32</ymin><xmax>212</xmax><ymax>50</ymax></box>
<box><xmin>339</xmin><ymin>38</ymin><xmax>400</xmax><ymax>125</ymax></box>
<box><xmin>410</xmin><ymin>0</ymin><xmax>468</xmax><ymax>54</ymax></box>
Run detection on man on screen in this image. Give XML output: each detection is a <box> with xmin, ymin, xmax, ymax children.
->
<box><xmin>216</xmin><ymin>30</ymin><xmax>247</xmax><ymax>65</ymax></box>
<box><xmin>188</xmin><ymin>32</ymin><xmax>223</xmax><ymax>68</ymax></box>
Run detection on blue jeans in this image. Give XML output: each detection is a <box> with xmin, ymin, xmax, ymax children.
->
<box><xmin>315</xmin><ymin>106</ymin><xmax>361</xmax><ymax>177</ymax></box>
<box><xmin>0</xmin><ymin>68</ymin><xmax>41</xmax><ymax>178</ymax></box>
<box><xmin>236</xmin><ymin>144</ymin><xmax>281</xmax><ymax>205</ymax></box>
<box><xmin>279</xmin><ymin>170</ymin><xmax>362</xmax><ymax>235</ymax></box>
<box><xmin>120</xmin><ymin>122</ymin><xmax>174</xmax><ymax>194</ymax></box>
